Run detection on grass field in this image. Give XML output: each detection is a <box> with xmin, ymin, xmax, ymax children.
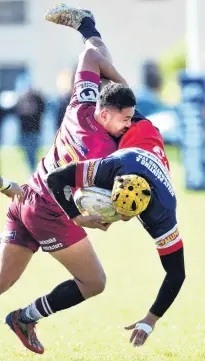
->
<box><xmin>0</xmin><ymin>146</ymin><xmax>205</xmax><ymax>361</ymax></box>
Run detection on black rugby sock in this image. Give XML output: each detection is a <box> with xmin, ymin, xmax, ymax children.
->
<box><xmin>45</xmin><ymin>279</ymin><xmax>85</xmax><ymax>313</ymax></box>
<box><xmin>19</xmin><ymin>280</ymin><xmax>85</xmax><ymax>323</ymax></box>
<box><xmin>78</xmin><ymin>17</ymin><xmax>101</xmax><ymax>41</ymax></box>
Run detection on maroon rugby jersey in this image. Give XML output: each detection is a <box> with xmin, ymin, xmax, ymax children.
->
<box><xmin>29</xmin><ymin>71</ymin><xmax>117</xmax><ymax>204</ymax></box>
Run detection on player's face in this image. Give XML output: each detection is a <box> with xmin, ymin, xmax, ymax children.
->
<box><xmin>101</xmin><ymin>107</ymin><xmax>134</xmax><ymax>138</ymax></box>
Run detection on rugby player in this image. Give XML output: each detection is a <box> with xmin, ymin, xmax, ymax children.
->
<box><xmin>3</xmin><ymin>5</ymin><xmax>137</xmax><ymax>354</ymax></box>
<box><xmin>44</xmin><ymin>120</ymin><xmax>185</xmax><ymax>348</ymax></box>
<box><xmin>0</xmin><ymin>176</ymin><xmax>24</xmax><ymax>202</ymax></box>
<box><xmin>5</xmin><ymin>119</ymin><xmax>185</xmax><ymax>350</ymax></box>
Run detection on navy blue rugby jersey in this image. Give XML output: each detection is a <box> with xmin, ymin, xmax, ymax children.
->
<box><xmin>75</xmin><ymin>147</ymin><xmax>182</xmax><ymax>256</ymax></box>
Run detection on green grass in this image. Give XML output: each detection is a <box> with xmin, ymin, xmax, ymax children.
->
<box><xmin>0</xmin><ymin>146</ymin><xmax>205</xmax><ymax>361</ymax></box>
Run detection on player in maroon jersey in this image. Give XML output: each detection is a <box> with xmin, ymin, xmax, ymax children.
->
<box><xmin>3</xmin><ymin>6</ymin><xmax>136</xmax><ymax>354</ymax></box>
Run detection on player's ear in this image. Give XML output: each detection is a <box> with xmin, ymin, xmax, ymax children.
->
<box><xmin>100</xmin><ymin>108</ymin><xmax>109</xmax><ymax>123</ymax></box>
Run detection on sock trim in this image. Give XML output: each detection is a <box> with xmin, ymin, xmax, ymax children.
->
<box><xmin>41</xmin><ymin>296</ymin><xmax>51</xmax><ymax>316</ymax></box>
<box><xmin>44</xmin><ymin>295</ymin><xmax>53</xmax><ymax>315</ymax></box>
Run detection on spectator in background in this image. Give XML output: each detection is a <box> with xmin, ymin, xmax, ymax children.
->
<box><xmin>55</xmin><ymin>67</ymin><xmax>76</xmax><ymax>130</ymax></box>
<box><xmin>135</xmin><ymin>60</ymin><xmax>167</xmax><ymax>117</ymax></box>
<box><xmin>15</xmin><ymin>89</ymin><xmax>45</xmax><ymax>172</ymax></box>
<box><xmin>15</xmin><ymin>72</ymin><xmax>45</xmax><ymax>172</ymax></box>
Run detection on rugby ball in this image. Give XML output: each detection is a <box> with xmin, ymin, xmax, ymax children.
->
<box><xmin>74</xmin><ymin>186</ymin><xmax>120</xmax><ymax>223</ymax></box>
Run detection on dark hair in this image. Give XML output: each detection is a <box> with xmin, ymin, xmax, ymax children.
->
<box><xmin>98</xmin><ymin>83</ymin><xmax>136</xmax><ymax>110</ymax></box>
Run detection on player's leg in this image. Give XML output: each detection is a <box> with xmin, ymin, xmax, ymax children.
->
<box><xmin>0</xmin><ymin>243</ymin><xmax>33</xmax><ymax>294</ymax></box>
<box><xmin>50</xmin><ymin>236</ymin><xmax>106</xmax><ymax>298</ymax></box>
<box><xmin>3</xmin><ymin>186</ymin><xmax>44</xmax><ymax>354</ymax></box>
<box><xmin>6</xmin><ymin>237</ymin><xmax>106</xmax><ymax>354</ymax></box>
<box><xmin>0</xmin><ymin>193</ymin><xmax>37</xmax><ymax>294</ymax></box>
<box><xmin>5</xmin><ymin>197</ymin><xmax>105</xmax><ymax>354</ymax></box>
<box><xmin>45</xmin><ymin>5</ymin><xmax>126</xmax><ymax>84</ymax></box>
<box><xmin>0</xmin><ymin>242</ymin><xmax>34</xmax><ymax>348</ymax></box>
<box><xmin>6</xmin><ymin>236</ymin><xmax>105</xmax><ymax>354</ymax></box>
<box><xmin>0</xmin><ymin>243</ymin><xmax>34</xmax><ymax>349</ymax></box>
<box><xmin>80</xmin><ymin>15</ymin><xmax>113</xmax><ymax>64</ymax></box>
<box><xmin>11</xmin><ymin>236</ymin><xmax>106</xmax><ymax>319</ymax></box>
<box><xmin>45</xmin><ymin>5</ymin><xmax>111</xmax><ymax>61</ymax></box>
<box><xmin>17</xmin><ymin>237</ymin><xmax>106</xmax><ymax>323</ymax></box>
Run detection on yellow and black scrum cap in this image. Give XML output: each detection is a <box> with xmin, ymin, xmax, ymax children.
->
<box><xmin>111</xmin><ymin>174</ymin><xmax>151</xmax><ymax>217</ymax></box>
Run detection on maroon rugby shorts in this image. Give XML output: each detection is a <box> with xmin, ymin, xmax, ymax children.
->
<box><xmin>1</xmin><ymin>185</ymin><xmax>86</xmax><ymax>252</ymax></box>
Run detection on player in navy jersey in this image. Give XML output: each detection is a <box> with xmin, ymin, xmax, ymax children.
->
<box><xmin>44</xmin><ymin>120</ymin><xmax>185</xmax><ymax>347</ymax></box>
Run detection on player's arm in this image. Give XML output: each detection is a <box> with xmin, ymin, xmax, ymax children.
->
<box><xmin>46</xmin><ymin>156</ymin><xmax>119</xmax><ymax>224</ymax></box>
<box><xmin>150</xmin><ymin>246</ymin><xmax>185</xmax><ymax>314</ymax></box>
<box><xmin>149</xmin><ymin>222</ymin><xmax>185</xmax><ymax>319</ymax></box>
<box><xmin>46</xmin><ymin>159</ymin><xmax>101</xmax><ymax>213</ymax></box>
<box><xmin>46</xmin><ymin>158</ymin><xmax>104</xmax><ymax>214</ymax></box>
<box><xmin>47</xmin><ymin>155</ymin><xmax>120</xmax><ymax>205</ymax></box>
<box><xmin>0</xmin><ymin>176</ymin><xmax>24</xmax><ymax>202</ymax></box>
<box><xmin>46</xmin><ymin>163</ymin><xmax>80</xmax><ymax>217</ymax></box>
<box><xmin>125</xmin><ymin>247</ymin><xmax>185</xmax><ymax>347</ymax></box>
<box><xmin>46</xmin><ymin>160</ymin><xmax>111</xmax><ymax>231</ymax></box>
<box><xmin>125</xmin><ymin>218</ymin><xmax>185</xmax><ymax>347</ymax></box>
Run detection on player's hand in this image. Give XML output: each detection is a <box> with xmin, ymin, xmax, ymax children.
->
<box><xmin>73</xmin><ymin>215</ymin><xmax>111</xmax><ymax>231</ymax></box>
<box><xmin>125</xmin><ymin>313</ymin><xmax>158</xmax><ymax>347</ymax></box>
<box><xmin>1</xmin><ymin>182</ymin><xmax>24</xmax><ymax>203</ymax></box>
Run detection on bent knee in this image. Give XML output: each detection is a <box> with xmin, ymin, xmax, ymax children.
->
<box><xmin>78</xmin><ymin>271</ymin><xmax>107</xmax><ymax>298</ymax></box>
<box><xmin>91</xmin><ymin>273</ymin><xmax>107</xmax><ymax>296</ymax></box>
